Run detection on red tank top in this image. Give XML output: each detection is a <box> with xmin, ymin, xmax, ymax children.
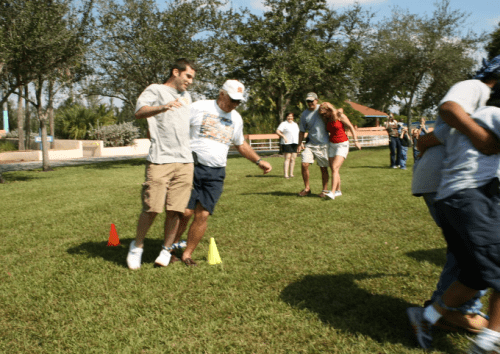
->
<box><xmin>326</xmin><ymin>119</ymin><xmax>348</xmax><ymax>143</ymax></box>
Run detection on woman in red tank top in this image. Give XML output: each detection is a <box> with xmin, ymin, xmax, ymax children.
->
<box><xmin>319</xmin><ymin>102</ymin><xmax>361</xmax><ymax>199</ymax></box>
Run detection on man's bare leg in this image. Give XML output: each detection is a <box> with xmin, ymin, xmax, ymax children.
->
<box><xmin>320</xmin><ymin>166</ymin><xmax>329</xmax><ymax>192</ymax></box>
<box><xmin>172</xmin><ymin>209</ymin><xmax>194</xmax><ymax>244</ymax></box>
<box><xmin>300</xmin><ymin>162</ymin><xmax>310</xmax><ymax>193</ymax></box>
<box><xmin>182</xmin><ymin>203</ymin><xmax>210</xmax><ymax>262</ymax></box>
<box><xmin>135</xmin><ymin>211</ymin><xmax>157</xmax><ymax>248</ymax></box>
<box><xmin>163</xmin><ymin>210</ymin><xmax>182</xmax><ymax>248</ymax></box>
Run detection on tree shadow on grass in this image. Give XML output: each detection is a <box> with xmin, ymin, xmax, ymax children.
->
<box><xmin>82</xmin><ymin>158</ymin><xmax>147</xmax><ymax>170</ymax></box>
<box><xmin>280</xmin><ymin>272</ymin><xmax>457</xmax><ymax>352</ymax></box>
<box><xmin>0</xmin><ymin>173</ymin><xmax>40</xmax><ymax>183</ymax></box>
<box><xmin>406</xmin><ymin>247</ymin><xmax>447</xmax><ymax>268</ymax></box>
<box><xmin>349</xmin><ymin>165</ymin><xmax>399</xmax><ymax>169</ymax></box>
<box><xmin>244</xmin><ymin>174</ymin><xmax>283</xmax><ymax>178</ymax></box>
<box><xmin>67</xmin><ymin>238</ymin><xmax>168</xmax><ymax>268</ymax></box>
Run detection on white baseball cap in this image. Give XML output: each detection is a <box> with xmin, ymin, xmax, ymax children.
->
<box><xmin>222</xmin><ymin>80</ymin><xmax>245</xmax><ymax>101</ymax></box>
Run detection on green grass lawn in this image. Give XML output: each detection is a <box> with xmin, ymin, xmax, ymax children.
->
<box><xmin>0</xmin><ymin>147</ymin><xmax>480</xmax><ymax>353</ymax></box>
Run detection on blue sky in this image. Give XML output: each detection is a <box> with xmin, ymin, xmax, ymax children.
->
<box><xmin>228</xmin><ymin>0</ymin><xmax>499</xmax><ymax>45</ymax></box>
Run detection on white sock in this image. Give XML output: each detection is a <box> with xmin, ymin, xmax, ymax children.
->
<box><xmin>423</xmin><ymin>305</ymin><xmax>442</xmax><ymax>325</ymax></box>
<box><xmin>474</xmin><ymin>328</ymin><xmax>500</xmax><ymax>351</ymax></box>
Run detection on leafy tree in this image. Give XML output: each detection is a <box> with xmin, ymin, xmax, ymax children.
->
<box><xmin>90</xmin><ymin>0</ymin><xmax>228</xmax><ymax>110</ymax></box>
<box><xmin>225</xmin><ymin>0</ymin><xmax>372</xmax><ymax>127</ymax></box>
<box><xmin>486</xmin><ymin>22</ymin><xmax>500</xmax><ymax>59</ymax></box>
<box><xmin>12</xmin><ymin>0</ymin><xmax>94</xmax><ymax>170</ymax></box>
<box><xmin>358</xmin><ymin>0</ymin><xmax>480</xmax><ymax>127</ymax></box>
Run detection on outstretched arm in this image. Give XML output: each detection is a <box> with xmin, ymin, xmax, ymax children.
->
<box><xmin>235</xmin><ymin>141</ymin><xmax>272</xmax><ymax>174</ymax></box>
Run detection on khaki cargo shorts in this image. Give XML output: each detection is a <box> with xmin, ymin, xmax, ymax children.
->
<box><xmin>141</xmin><ymin>162</ymin><xmax>194</xmax><ymax>214</ymax></box>
<box><xmin>301</xmin><ymin>143</ymin><xmax>329</xmax><ymax>167</ymax></box>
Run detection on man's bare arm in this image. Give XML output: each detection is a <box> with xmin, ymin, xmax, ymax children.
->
<box><xmin>439</xmin><ymin>101</ymin><xmax>500</xmax><ymax>155</ymax></box>
<box><xmin>135</xmin><ymin>98</ymin><xmax>183</xmax><ymax>120</ymax></box>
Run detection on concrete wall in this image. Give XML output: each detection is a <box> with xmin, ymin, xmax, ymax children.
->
<box><xmin>82</xmin><ymin>139</ymin><xmax>150</xmax><ymax>157</ymax></box>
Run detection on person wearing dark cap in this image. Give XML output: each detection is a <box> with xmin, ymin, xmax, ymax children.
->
<box><xmin>297</xmin><ymin>92</ymin><xmax>330</xmax><ymax>197</ymax></box>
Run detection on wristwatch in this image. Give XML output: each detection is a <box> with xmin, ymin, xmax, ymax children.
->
<box><xmin>255</xmin><ymin>159</ymin><xmax>262</xmax><ymax>165</ymax></box>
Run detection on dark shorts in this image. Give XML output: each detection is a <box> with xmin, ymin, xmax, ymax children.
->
<box><xmin>281</xmin><ymin>144</ymin><xmax>298</xmax><ymax>153</ymax></box>
<box><xmin>187</xmin><ymin>164</ymin><xmax>226</xmax><ymax>215</ymax></box>
<box><xmin>436</xmin><ymin>179</ymin><xmax>500</xmax><ymax>291</ymax></box>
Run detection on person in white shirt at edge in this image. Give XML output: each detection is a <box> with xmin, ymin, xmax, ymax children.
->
<box><xmin>126</xmin><ymin>58</ymin><xmax>196</xmax><ymax>270</ymax></box>
<box><xmin>170</xmin><ymin>80</ymin><xmax>272</xmax><ymax>266</ymax></box>
<box><xmin>276</xmin><ymin>112</ymin><xmax>300</xmax><ymax>179</ymax></box>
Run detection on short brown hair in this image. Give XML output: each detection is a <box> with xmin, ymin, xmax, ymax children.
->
<box><xmin>168</xmin><ymin>58</ymin><xmax>196</xmax><ymax>78</ymax></box>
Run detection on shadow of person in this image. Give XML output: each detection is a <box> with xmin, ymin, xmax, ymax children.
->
<box><xmin>406</xmin><ymin>247</ymin><xmax>447</xmax><ymax>268</ymax></box>
<box><xmin>67</xmin><ymin>238</ymin><xmax>166</xmax><ymax>268</ymax></box>
<box><xmin>280</xmin><ymin>272</ymin><xmax>456</xmax><ymax>352</ymax></box>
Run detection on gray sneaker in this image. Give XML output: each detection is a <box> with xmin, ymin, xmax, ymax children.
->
<box><xmin>407</xmin><ymin>307</ymin><xmax>433</xmax><ymax>349</ymax></box>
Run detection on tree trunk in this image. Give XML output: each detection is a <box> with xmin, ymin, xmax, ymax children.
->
<box><xmin>24</xmin><ymin>85</ymin><xmax>31</xmax><ymax>149</ymax></box>
<box><xmin>36</xmin><ymin>77</ymin><xmax>52</xmax><ymax>172</ymax></box>
<box><xmin>48</xmin><ymin>79</ymin><xmax>55</xmax><ymax>149</ymax></box>
<box><xmin>39</xmin><ymin>113</ymin><xmax>52</xmax><ymax>172</ymax></box>
<box><xmin>17</xmin><ymin>85</ymin><xmax>25</xmax><ymax>150</ymax></box>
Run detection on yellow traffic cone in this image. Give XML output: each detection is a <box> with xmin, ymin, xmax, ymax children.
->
<box><xmin>208</xmin><ymin>237</ymin><xmax>222</xmax><ymax>265</ymax></box>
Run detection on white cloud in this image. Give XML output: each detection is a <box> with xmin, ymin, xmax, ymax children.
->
<box><xmin>240</xmin><ymin>0</ymin><xmax>387</xmax><ymax>12</ymax></box>
<box><xmin>325</xmin><ymin>0</ymin><xmax>387</xmax><ymax>6</ymax></box>
<box><xmin>486</xmin><ymin>16</ymin><xmax>500</xmax><ymax>27</ymax></box>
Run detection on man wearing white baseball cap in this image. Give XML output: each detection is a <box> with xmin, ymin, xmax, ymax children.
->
<box><xmin>171</xmin><ymin>79</ymin><xmax>272</xmax><ymax>266</ymax></box>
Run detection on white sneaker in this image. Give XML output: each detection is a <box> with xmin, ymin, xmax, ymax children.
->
<box><xmin>325</xmin><ymin>191</ymin><xmax>335</xmax><ymax>200</ymax></box>
<box><xmin>334</xmin><ymin>191</ymin><xmax>342</xmax><ymax>197</ymax></box>
<box><xmin>154</xmin><ymin>248</ymin><xmax>172</xmax><ymax>267</ymax></box>
<box><xmin>127</xmin><ymin>241</ymin><xmax>143</xmax><ymax>270</ymax></box>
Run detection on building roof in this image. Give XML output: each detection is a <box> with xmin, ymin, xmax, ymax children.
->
<box><xmin>345</xmin><ymin>101</ymin><xmax>388</xmax><ymax>117</ymax></box>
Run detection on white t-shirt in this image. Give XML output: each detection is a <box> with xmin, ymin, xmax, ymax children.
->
<box><xmin>189</xmin><ymin>100</ymin><xmax>245</xmax><ymax>167</ymax></box>
<box><xmin>436</xmin><ymin>106</ymin><xmax>500</xmax><ymax>200</ymax></box>
<box><xmin>277</xmin><ymin>121</ymin><xmax>299</xmax><ymax>145</ymax></box>
<box><xmin>411</xmin><ymin>79</ymin><xmax>491</xmax><ymax>195</ymax></box>
<box><xmin>135</xmin><ymin>84</ymin><xmax>193</xmax><ymax>164</ymax></box>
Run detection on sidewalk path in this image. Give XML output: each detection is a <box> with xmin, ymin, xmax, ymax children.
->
<box><xmin>0</xmin><ymin>155</ymin><xmax>148</xmax><ymax>173</ymax></box>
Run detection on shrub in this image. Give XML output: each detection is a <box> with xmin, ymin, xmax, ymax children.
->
<box><xmin>0</xmin><ymin>139</ymin><xmax>17</xmax><ymax>152</ymax></box>
<box><xmin>88</xmin><ymin>122</ymin><xmax>140</xmax><ymax>147</ymax></box>
<box><xmin>55</xmin><ymin>104</ymin><xmax>116</xmax><ymax>140</ymax></box>
<box><xmin>5</xmin><ymin>129</ymin><xmax>38</xmax><ymax>139</ymax></box>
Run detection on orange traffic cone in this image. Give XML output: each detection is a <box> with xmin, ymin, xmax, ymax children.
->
<box><xmin>107</xmin><ymin>223</ymin><xmax>120</xmax><ymax>246</ymax></box>
<box><xmin>208</xmin><ymin>237</ymin><xmax>222</xmax><ymax>265</ymax></box>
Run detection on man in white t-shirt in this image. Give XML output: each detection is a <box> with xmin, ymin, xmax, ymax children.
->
<box><xmin>407</xmin><ymin>55</ymin><xmax>500</xmax><ymax>351</ymax></box>
<box><xmin>127</xmin><ymin>58</ymin><xmax>196</xmax><ymax>270</ymax></box>
<box><xmin>172</xmin><ymin>80</ymin><xmax>272</xmax><ymax>266</ymax></box>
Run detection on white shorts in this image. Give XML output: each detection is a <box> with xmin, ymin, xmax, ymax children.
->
<box><xmin>301</xmin><ymin>144</ymin><xmax>329</xmax><ymax>167</ymax></box>
<box><xmin>328</xmin><ymin>141</ymin><xmax>350</xmax><ymax>159</ymax></box>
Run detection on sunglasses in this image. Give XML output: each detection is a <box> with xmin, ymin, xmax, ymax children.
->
<box><xmin>306</xmin><ymin>99</ymin><xmax>315</xmax><ymax>103</ymax></box>
<box><xmin>230</xmin><ymin>97</ymin><xmax>242</xmax><ymax>104</ymax></box>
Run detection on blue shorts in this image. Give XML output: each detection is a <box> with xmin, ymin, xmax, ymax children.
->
<box><xmin>436</xmin><ymin>179</ymin><xmax>500</xmax><ymax>292</ymax></box>
<box><xmin>187</xmin><ymin>164</ymin><xmax>225</xmax><ymax>215</ymax></box>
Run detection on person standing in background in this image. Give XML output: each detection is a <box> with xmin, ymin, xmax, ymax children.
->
<box><xmin>276</xmin><ymin>112</ymin><xmax>300</xmax><ymax>179</ymax></box>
